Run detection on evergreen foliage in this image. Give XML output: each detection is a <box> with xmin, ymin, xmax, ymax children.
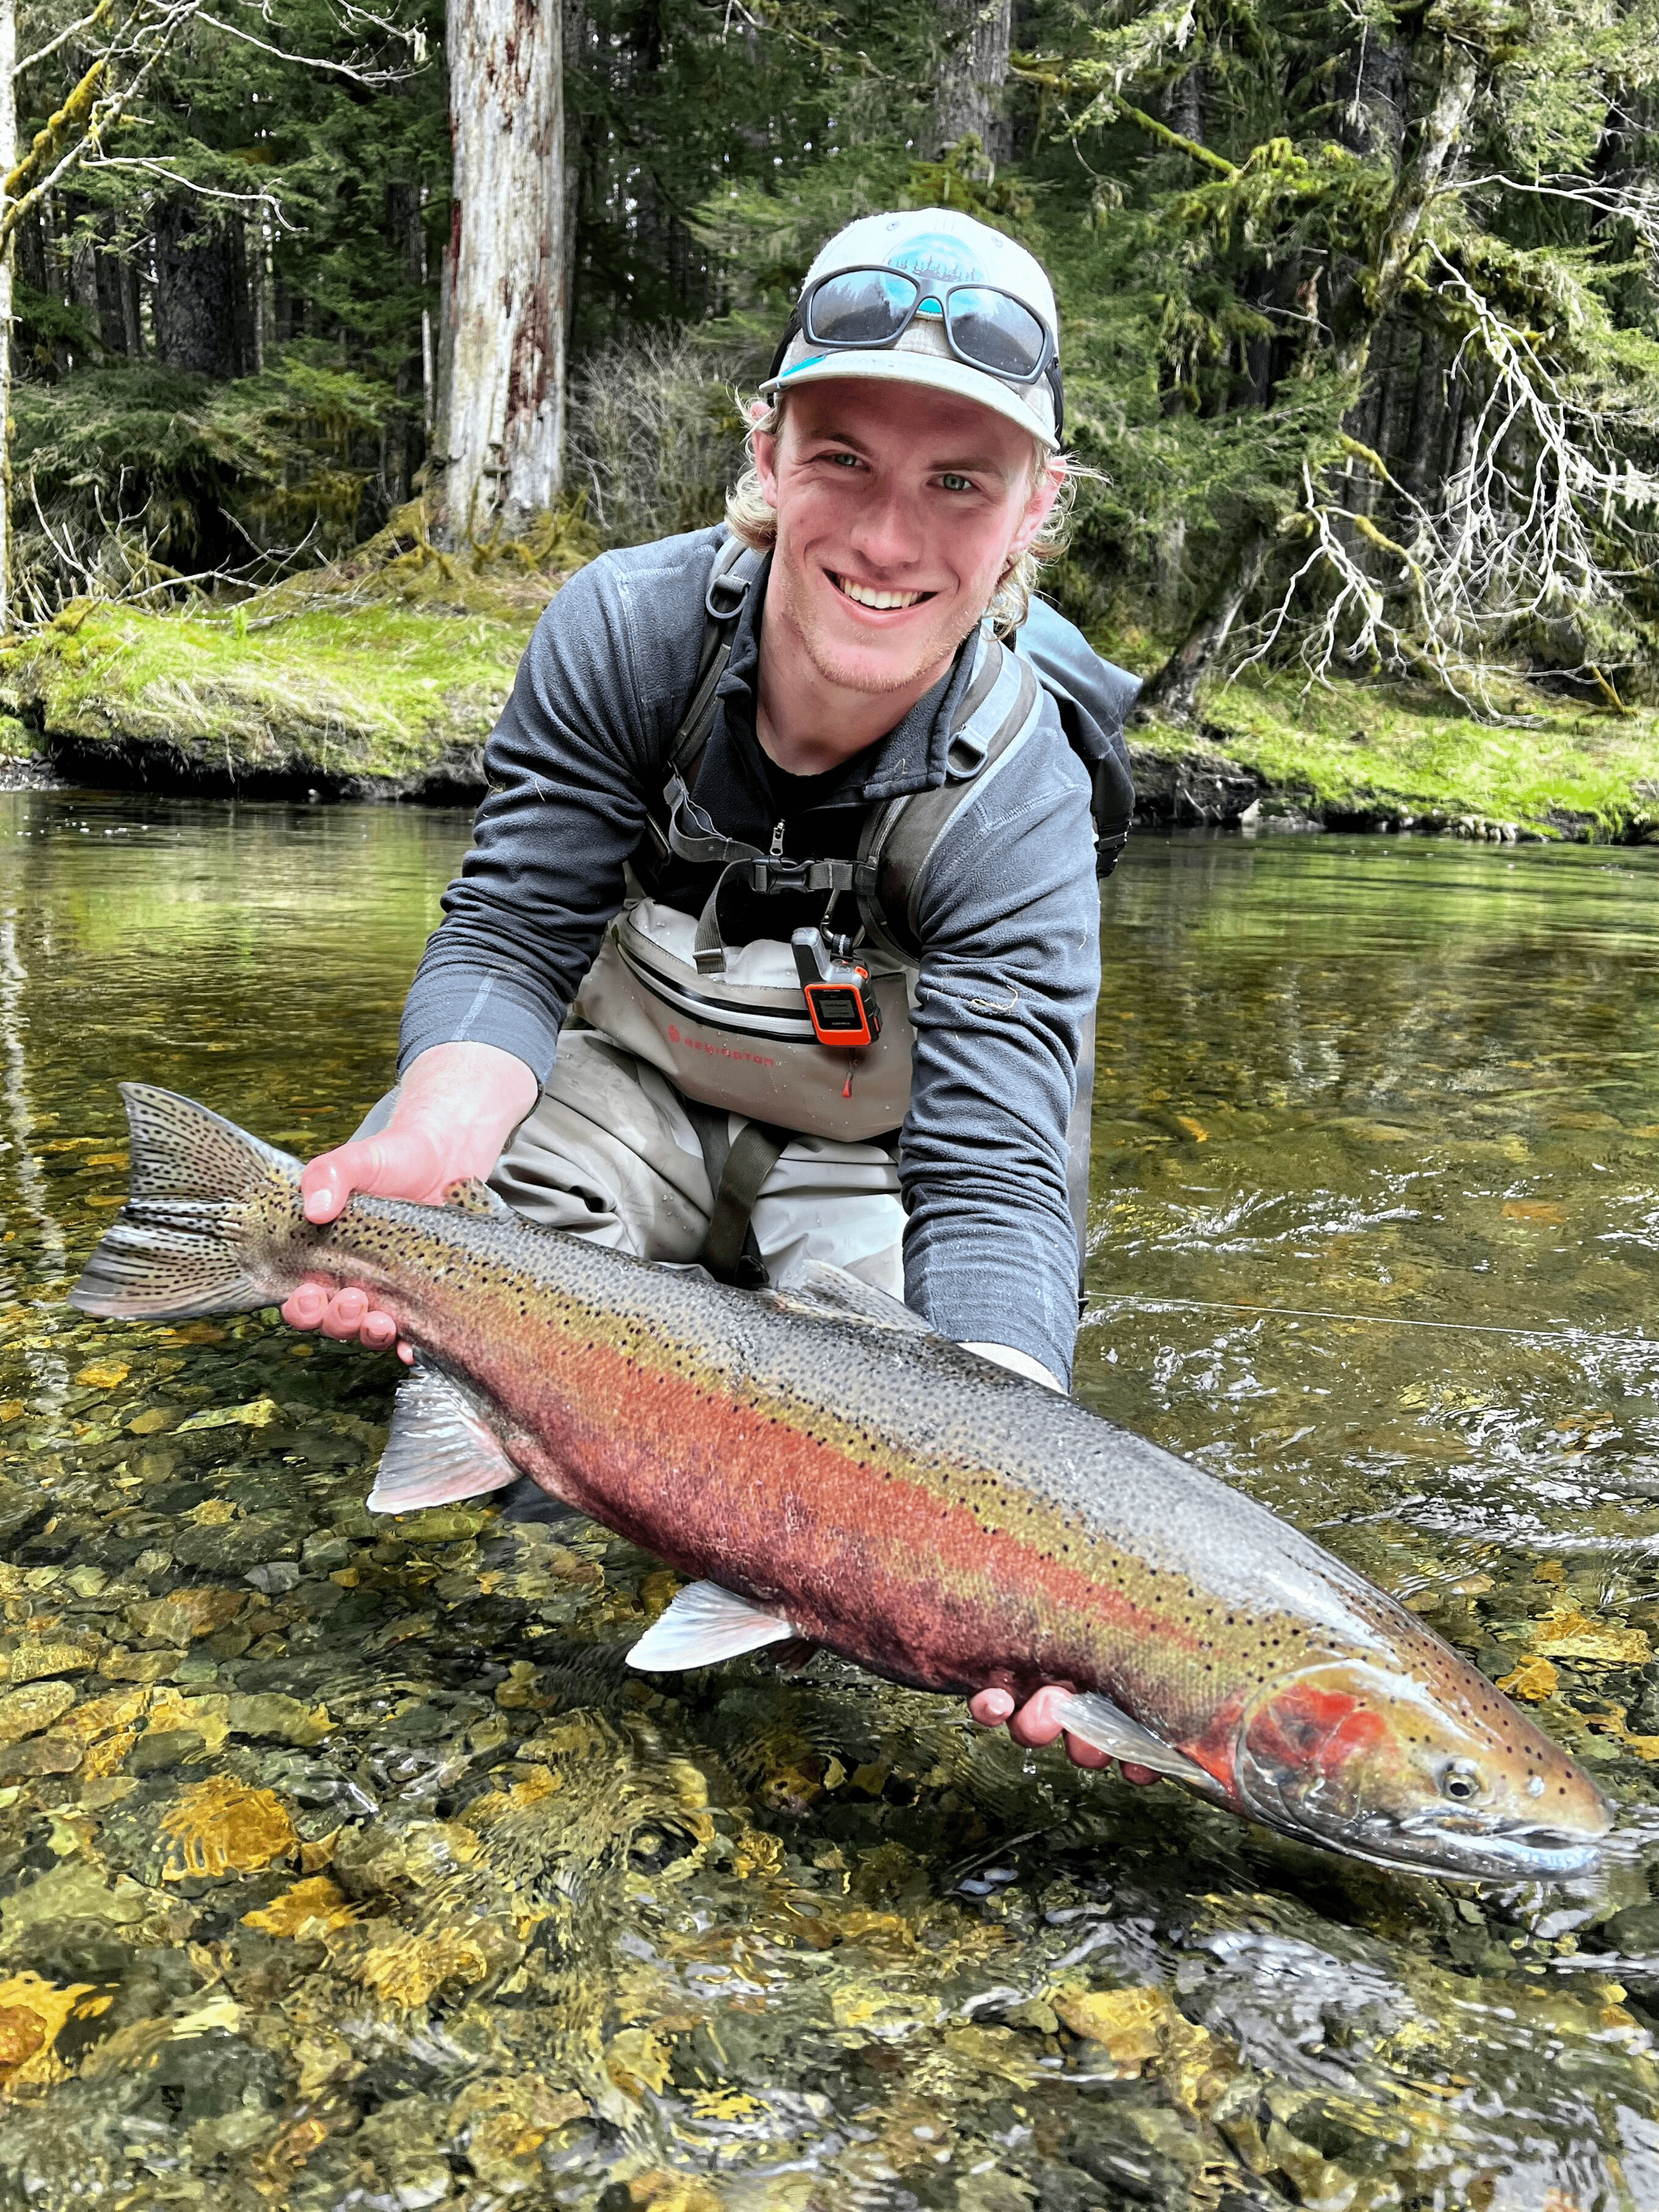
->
<box><xmin>6</xmin><ymin>0</ymin><xmax>1658</xmax><ymax>709</ymax></box>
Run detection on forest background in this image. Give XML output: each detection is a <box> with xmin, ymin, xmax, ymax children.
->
<box><xmin>1</xmin><ymin>0</ymin><xmax>1657</xmax><ymax>836</ymax></box>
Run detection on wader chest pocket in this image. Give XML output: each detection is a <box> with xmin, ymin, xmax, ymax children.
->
<box><xmin>574</xmin><ymin>899</ymin><xmax>916</xmax><ymax>1143</ymax></box>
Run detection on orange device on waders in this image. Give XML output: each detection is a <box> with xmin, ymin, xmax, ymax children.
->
<box><xmin>792</xmin><ymin>928</ymin><xmax>882</xmax><ymax>1097</ymax></box>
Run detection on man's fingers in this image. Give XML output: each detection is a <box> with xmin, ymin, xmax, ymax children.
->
<box><xmin>1120</xmin><ymin>1761</ymin><xmax>1158</xmax><ymax>1787</ymax></box>
<box><xmin>1062</xmin><ymin>1733</ymin><xmax>1111</xmax><ymax>1770</ymax></box>
<box><xmin>358</xmin><ymin>1311</ymin><xmax>398</xmax><ymax>1352</ymax></box>
<box><xmin>281</xmin><ymin>1285</ymin><xmax>327</xmax><ymax>1331</ymax></box>
<box><xmin>969</xmin><ymin>1688</ymin><xmax>1016</xmax><ymax>1727</ymax></box>
<box><xmin>1005</xmin><ymin>1683</ymin><xmax>1072</xmax><ymax>1749</ymax></box>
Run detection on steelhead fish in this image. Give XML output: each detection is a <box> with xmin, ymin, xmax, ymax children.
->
<box><xmin>70</xmin><ymin>1085</ymin><xmax>1611</xmax><ymax>1882</ymax></box>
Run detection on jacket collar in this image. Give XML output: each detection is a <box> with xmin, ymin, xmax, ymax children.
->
<box><xmin>714</xmin><ymin>551</ymin><xmax>981</xmax><ymax>805</ymax></box>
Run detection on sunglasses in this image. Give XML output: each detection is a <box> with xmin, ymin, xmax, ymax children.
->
<box><xmin>770</xmin><ymin>265</ymin><xmax>1064</xmax><ymax>436</ymax></box>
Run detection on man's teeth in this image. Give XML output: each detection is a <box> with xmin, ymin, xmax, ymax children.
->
<box><xmin>836</xmin><ymin>576</ymin><xmax>925</xmax><ymax>610</ymax></box>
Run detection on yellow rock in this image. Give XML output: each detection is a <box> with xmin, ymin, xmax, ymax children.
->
<box><xmin>125</xmin><ymin>1408</ymin><xmax>178</xmax><ymax>1436</ymax></box>
<box><xmin>0</xmin><ymin>1682</ymin><xmax>76</xmax><ymax>1744</ymax></box>
<box><xmin>0</xmin><ymin>1403</ymin><xmax>25</xmax><ymax>1425</ymax></box>
<box><xmin>175</xmin><ymin>1395</ymin><xmax>281</xmax><ymax>1433</ymax></box>
<box><xmin>1052</xmin><ymin>1983</ymin><xmax>1172</xmax><ymax>2065</ymax></box>
<box><xmin>0</xmin><ymin>1973</ymin><xmax>98</xmax><ymax>2092</ymax></box>
<box><xmin>126</xmin><ymin>1587</ymin><xmax>244</xmax><ymax>1645</ymax></box>
<box><xmin>242</xmin><ymin>1876</ymin><xmax>358</xmax><ymax>1939</ymax></box>
<box><xmin>1497</xmin><ymin>1657</ymin><xmax>1560</xmax><ymax>1702</ymax></box>
<box><xmin>620</xmin><ymin>2169</ymin><xmax>722</xmax><ymax>2212</ymax></box>
<box><xmin>73</xmin><ymin>1360</ymin><xmax>130</xmax><ymax>1390</ymax></box>
<box><xmin>1176</xmin><ymin>1116</ymin><xmax>1209</xmax><ymax>1143</ymax></box>
<box><xmin>347</xmin><ymin>1926</ymin><xmax>491</xmax><ymax>2009</ymax></box>
<box><xmin>604</xmin><ymin>2025</ymin><xmax>673</xmax><ymax>2097</ymax></box>
<box><xmin>1502</xmin><ymin>1199</ymin><xmax>1566</xmax><ymax>1224</ymax></box>
<box><xmin>1530</xmin><ymin>1610</ymin><xmax>1650</xmax><ymax>1665</ymax></box>
<box><xmin>161</xmin><ymin>1775</ymin><xmax>298</xmax><ymax>1880</ymax></box>
<box><xmin>1</xmin><ymin>1639</ymin><xmax>101</xmax><ymax>1684</ymax></box>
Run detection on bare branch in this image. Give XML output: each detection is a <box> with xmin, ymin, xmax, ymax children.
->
<box><xmin>16</xmin><ymin>0</ymin><xmax>115</xmax><ymax>79</ymax></box>
<box><xmin>197</xmin><ymin>9</ymin><xmax>421</xmax><ymax>84</ymax></box>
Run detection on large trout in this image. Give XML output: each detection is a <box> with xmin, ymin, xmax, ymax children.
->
<box><xmin>70</xmin><ymin>1085</ymin><xmax>1611</xmax><ymax>1881</ymax></box>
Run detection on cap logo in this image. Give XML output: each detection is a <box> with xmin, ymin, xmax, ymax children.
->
<box><xmin>888</xmin><ymin>234</ymin><xmax>983</xmax><ymax>285</ymax></box>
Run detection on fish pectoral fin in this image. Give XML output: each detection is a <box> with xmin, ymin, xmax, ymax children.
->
<box><xmin>773</xmin><ymin>1260</ymin><xmax>932</xmax><ymax>1335</ymax></box>
<box><xmin>366</xmin><ymin>1359</ymin><xmax>522</xmax><ymax>1514</ymax></box>
<box><xmin>1050</xmin><ymin>1691</ymin><xmax>1212</xmax><ymax>1787</ymax></box>
<box><xmin>441</xmin><ymin>1176</ymin><xmax>511</xmax><ymax>1217</ymax></box>
<box><xmin>627</xmin><ymin>1581</ymin><xmax>798</xmax><ymax>1671</ymax></box>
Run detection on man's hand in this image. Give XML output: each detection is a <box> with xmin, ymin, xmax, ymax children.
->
<box><xmin>281</xmin><ymin>1042</ymin><xmax>538</xmax><ymax>1358</ymax></box>
<box><xmin>969</xmin><ymin>1685</ymin><xmax>1158</xmax><ymax>1782</ymax></box>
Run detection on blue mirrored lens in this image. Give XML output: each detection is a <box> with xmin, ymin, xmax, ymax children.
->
<box><xmin>947</xmin><ymin>287</ymin><xmax>1047</xmax><ymax>377</ymax></box>
<box><xmin>806</xmin><ymin>270</ymin><xmax>919</xmax><ymax>346</ymax></box>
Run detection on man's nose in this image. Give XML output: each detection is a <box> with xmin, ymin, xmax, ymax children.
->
<box><xmin>847</xmin><ymin>483</ymin><xmax>924</xmax><ymax>570</ymax></box>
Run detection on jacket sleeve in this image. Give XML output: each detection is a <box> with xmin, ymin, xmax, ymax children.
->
<box><xmin>397</xmin><ymin>538</ymin><xmax>710</xmax><ymax>1081</ymax></box>
<box><xmin>899</xmin><ymin>706</ymin><xmax>1101</xmax><ymax>1389</ymax></box>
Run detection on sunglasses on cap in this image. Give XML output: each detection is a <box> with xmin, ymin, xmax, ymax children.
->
<box><xmin>769</xmin><ymin>265</ymin><xmax>1064</xmax><ymax>438</ymax></box>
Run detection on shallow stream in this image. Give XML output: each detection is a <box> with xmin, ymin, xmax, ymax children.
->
<box><xmin>2</xmin><ymin>793</ymin><xmax>1658</xmax><ymax>2210</ymax></box>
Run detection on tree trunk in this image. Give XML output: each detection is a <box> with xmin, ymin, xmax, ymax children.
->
<box><xmin>1148</xmin><ymin>35</ymin><xmax>1483</xmax><ymax>715</ymax></box>
<box><xmin>153</xmin><ymin>200</ymin><xmax>238</xmax><ymax>377</ymax></box>
<box><xmin>932</xmin><ymin>0</ymin><xmax>1012</xmax><ymax>166</ymax></box>
<box><xmin>430</xmin><ymin>0</ymin><xmax>566</xmax><ymax>547</ymax></box>
<box><xmin>1141</xmin><ymin>530</ymin><xmax>1273</xmax><ymax>720</ymax></box>
<box><xmin>0</xmin><ymin>0</ymin><xmax>13</xmax><ymax>632</ymax></box>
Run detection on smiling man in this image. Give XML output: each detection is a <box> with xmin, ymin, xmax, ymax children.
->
<box><xmin>285</xmin><ymin>209</ymin><xmax>1141</xmax><ymax>1767</ymax></box>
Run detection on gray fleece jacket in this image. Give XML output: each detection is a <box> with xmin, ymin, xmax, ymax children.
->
<box><xmin>399</xmin><ymin>525</ymin><xmax>1133</xmax><ymax>1385</ymax></box>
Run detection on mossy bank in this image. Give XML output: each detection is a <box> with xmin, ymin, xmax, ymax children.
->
<box><xmin>2</xmin><ymin>550</ymin><xmax>1657</xmax><ymax>839</ymax></box>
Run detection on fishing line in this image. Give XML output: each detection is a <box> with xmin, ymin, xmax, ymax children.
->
<box><xmin>1085</xmin><ymin>1295</ymin><xmax>1657</xmax><ymax>1350</ymax></box>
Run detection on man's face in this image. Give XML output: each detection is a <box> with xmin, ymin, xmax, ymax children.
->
<box><xmin>752</xmin><ymin>378</ymin><xmax>1061</xmax><ymax>701</ymax></box>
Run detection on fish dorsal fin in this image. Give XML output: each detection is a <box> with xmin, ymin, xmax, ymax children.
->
<box><xmin>441</xmin><ymin>1177</ymin><xmax>511</xmax><ymax>1216</ymax></box>
<box><xmin>366</xmin><ymin>1359</ymin><xmax>521</xmax><ymax>1514</ymax></box>
<box><xmin>772</xmin><ymin>1260</ymin><xmax>931</xmax><ymax>1334</ymax></box>
<box><xmin>1050</xmin><ymin>1691</ymin><xmax>1213</xmax><ymax>1787</ymax></box>
<box><xmin>627</xmin><ymin>1580</ymin><xmax>798</xmax><ymax>1671</ymax></box>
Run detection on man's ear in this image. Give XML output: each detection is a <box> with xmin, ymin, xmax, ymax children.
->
<box><xmin>750</xmin><ymin>398</ymin><xmax>783</xmax><ymax>513</ymax></box>
<box><xmin>1006</xmin><ymin>457</ymin><xmax>1065</xmax><ymax>562</ymax></box>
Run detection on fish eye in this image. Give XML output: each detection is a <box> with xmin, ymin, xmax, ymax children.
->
<box><xmin>1440</xmin><ymin>1760</ymin><xmax>1484</xmax><ymax>1804</ymax></box>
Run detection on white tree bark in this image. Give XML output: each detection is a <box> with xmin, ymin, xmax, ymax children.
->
<box><xmin>0</xmin><ymin>0</ymin><xmax>15</xmax><ymax>632</ymax></box>
<box><xmin>431</xmin><ymin>0</ymin><xmax>566</xmax><ymax>547</ymax></box>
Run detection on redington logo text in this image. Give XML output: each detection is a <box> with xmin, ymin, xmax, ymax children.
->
<box><xmin>666</xmin><ymin>1022</ymin><xmax>778</xmax><ymax>1069</ymax></box>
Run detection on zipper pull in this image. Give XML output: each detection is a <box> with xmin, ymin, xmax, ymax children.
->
<box><xmin>770</xmin><ymin>820</ymin><xmax>785</xmax><ymax>858</ymax></box>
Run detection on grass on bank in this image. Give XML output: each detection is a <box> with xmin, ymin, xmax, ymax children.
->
<box><xmin>0</xmin><ymin>499</ymin><xmax>1655</xmax><ymax>832</ymax></box>
<box><xmin>1185</xmin><ymin>671</ymin><xmax>1659</xmax><ymax>835</ymax></box>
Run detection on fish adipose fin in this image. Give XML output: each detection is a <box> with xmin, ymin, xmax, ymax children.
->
<box><xmin>442</xmin><ymin>1177</ymin><xmax>512</xmax><ymax>1217</ymax></box>
<box><xmin>367</xmin><ymin>1359</ymin><xmax>522</xmax><ymax>1513</ymax></box>
<box><xmin>68</xmin><ymin>1083</ymin><xmax>298</xmax><ymax>1319</ymax></box>
<box><xmin>1051</xmin><ymin>1691</ymin><xmax>1213</xmax><ymax>1787</ymax></box>
<box><xmin>627</xmin><ymin>1580</ymin><xmax>798</xmax><ymax>1671</ymax></box>
<box><xmin>773</xmin><ymin>1261</ymin><xmax>931</xmax><ymax>1334</ymax></box>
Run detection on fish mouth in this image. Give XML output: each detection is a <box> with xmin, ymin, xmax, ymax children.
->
<box><xmin>1271</xmin><ymin>1810</ymin><xmax>1608</xmax><ymax>1882</ymax></box>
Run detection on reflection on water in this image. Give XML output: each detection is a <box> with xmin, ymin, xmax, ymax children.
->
<box><xmin>2</xmin><ymin>793</ymin><xmax>1658</xmax><ymax>2210</ymax></box>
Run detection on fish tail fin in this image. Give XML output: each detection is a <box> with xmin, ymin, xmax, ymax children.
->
<box><xmin>68</xmin><ymin>1084</ymin><xmax>300</xmax><ymax>1319</ymax></box>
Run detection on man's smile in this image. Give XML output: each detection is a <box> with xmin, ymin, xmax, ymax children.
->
<box><xmin>831</xmin><ymin>571</ymin><xmax>934</xmax><ymax>612</ymax></box>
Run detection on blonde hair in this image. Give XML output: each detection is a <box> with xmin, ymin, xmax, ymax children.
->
<box><xmin>725</xmin><ymin>392</ymin><xmax>1076</xmax><ymax>637</ymax></box>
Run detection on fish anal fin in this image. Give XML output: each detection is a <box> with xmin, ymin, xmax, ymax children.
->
<box><xmin>627</xmin><ymin>1580</ymin><xmax>797</xmax><ymax>1671</ymax></box>
<box><xmin>366</xmin><ymin>1359</ymin><xmax>521</xmax><ymax>1514</ymax></box>
<box><xmin>1051</xmin><ymin>1691</ymin><xmax>1212</xmax><ymax>1787</ymax></box>
<box><xmin>441</xmin><ymin>1177</ymin><xmax>511</xmax><ymax>1217</ymax></box>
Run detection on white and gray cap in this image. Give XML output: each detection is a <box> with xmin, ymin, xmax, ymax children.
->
<box><xmin>761</xmin><ymin>208</ymin><xmax>1063</xmax><ymax>449</ymax></box>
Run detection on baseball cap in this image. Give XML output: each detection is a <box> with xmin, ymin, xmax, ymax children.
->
<box><xmin>761</xmin><ymin>208</ymin><xmax>1062</xmax><ymax>449</ymax></box>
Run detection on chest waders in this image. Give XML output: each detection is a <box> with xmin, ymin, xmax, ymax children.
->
<box><xmin>573</xmin><ymin>536</ymin><xmax>1129</xmax><ymax>1290</ymax></box>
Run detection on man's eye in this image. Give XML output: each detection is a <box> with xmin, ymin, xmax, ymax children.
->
<box><xmin>940</xmin><ymin>472</ymin><xmax>975</xmax><ymax>493</ymax></box>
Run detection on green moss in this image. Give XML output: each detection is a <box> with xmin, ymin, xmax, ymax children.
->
<box><xmin>1</xmin><ymin>587</ymin><xmax>542</xmax><ymax>790</ymax></box>
<box><xmin>1140</xmin><ymin>671</ymin><xmax>1659</xmax><ymax>835</ymax></box>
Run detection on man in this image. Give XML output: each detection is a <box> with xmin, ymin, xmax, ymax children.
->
<box><xmin>284</xmin><ymin>208</ymin><xmax>1146</xmax><ymax>1774</ymax></box>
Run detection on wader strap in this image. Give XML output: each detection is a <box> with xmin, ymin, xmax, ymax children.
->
<box><xmin>857</xmin><ymin>641</ymin><xmax>1041</xmax><ymax>961</ymax></box>
<box><xmin>690</xmin><ymin>855</ymin><xmax>876</xmax><ymax>975</ymax></box>
<box><xmin>696</xmin><ymin>1119</ymin><xmax>790</xmax><ymax>1285</ymax></box>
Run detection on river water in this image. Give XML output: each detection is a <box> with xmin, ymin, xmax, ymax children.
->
<box><xmin>2</xmin><ymin>792</ymin><xmax>1658</xmax><ymax>2210</ymax></box>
